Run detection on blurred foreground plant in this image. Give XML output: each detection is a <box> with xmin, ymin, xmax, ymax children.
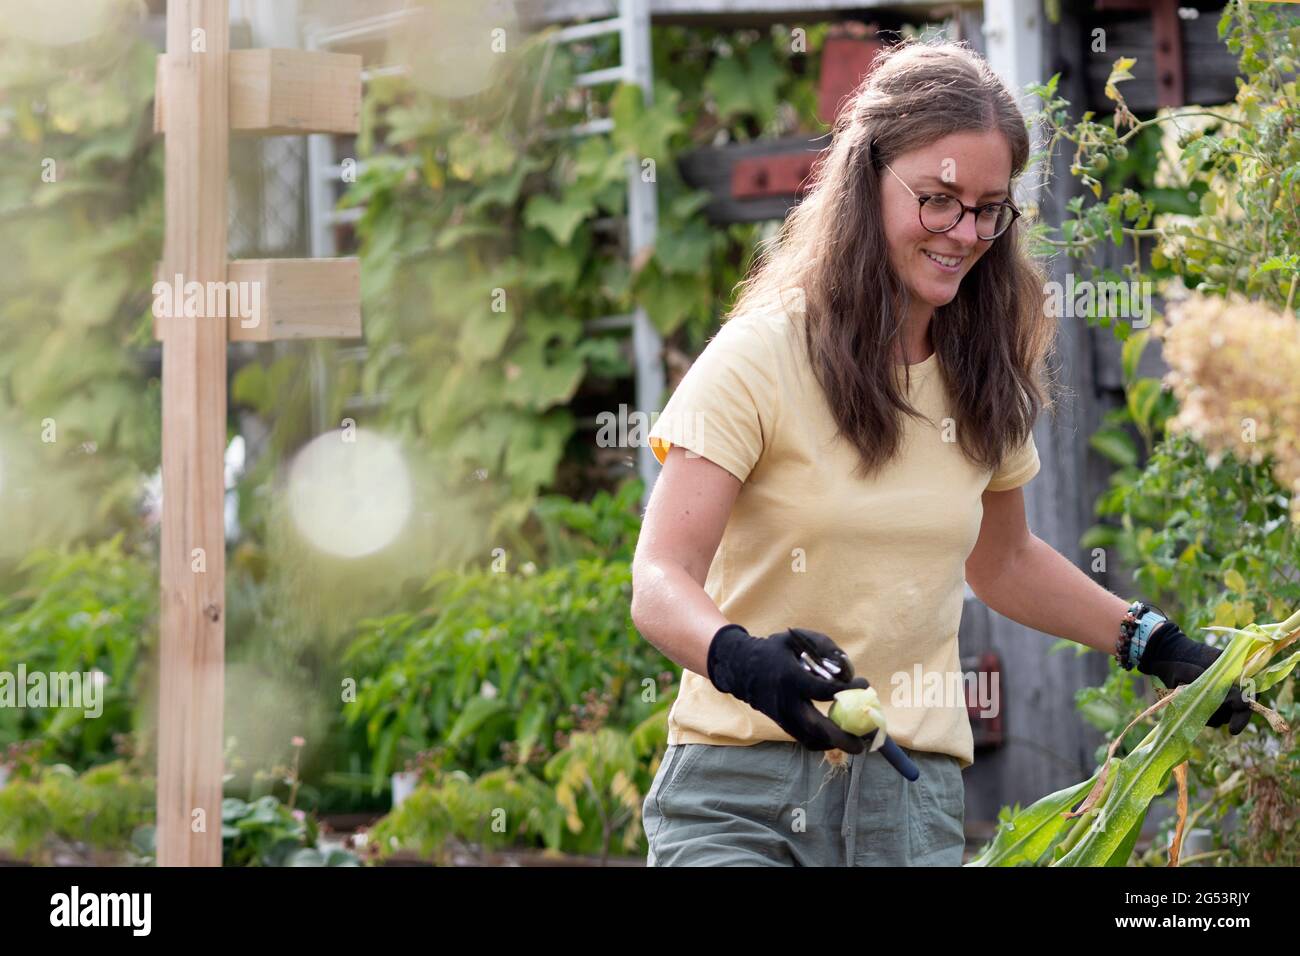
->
<box><xmin>969</xmin><ymin>605</ymin><xmax>1299</xmax><ymax>866</ymax></box>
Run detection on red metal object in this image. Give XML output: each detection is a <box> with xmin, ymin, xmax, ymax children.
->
<box><xmin>817</xmin><ymin>26</ymin><xmax>886</xmax><ymax>126</ymax></box>
<box><xmin>964</xmin><ymin>650</ymin><xmax>1004</xmax><ymax>749</ymax></box>
<box><xmin>728</xmin><ymin>23</ymin><xmax>884</xmax><ymax>201</ymax></box>
<box><xmin>730</xmin><ymin>150</ymin><xmax>820</xmax><ymax>200</ymax></box>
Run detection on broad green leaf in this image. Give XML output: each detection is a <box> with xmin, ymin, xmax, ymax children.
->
<box><xmin>965</xmin><ymin>771</ymin><xmax>1100</xmax><ymax>866</ymax></box>
<box><xmin>456</xmin><ymin>308</ymin><xmax>514</xmax><ymax>362</ymax></box>
<box><xmin>1090</xmin><ymin>427</ymin><xmax>1138</xmax><ymax>467</ymax></box>
<box><xmin>653</xmin><ymin>218</ymin><xmax>715</xmax><ymax>275</ymax></box>
<box><xmin>445</xmin><ymin>695</ymin><xmax>510</xmax><ymax>747</ymax></box>
<box><xmin>1120</xmin><ymin>330</ymin><xmax>1149</xmax><ymax>385</ymax></box>
<box><xmin>465</xmin><ymin>157</ymin><xmax>543</xmax><ymax>213</ymax></box>
<box><xmin>609</xmin><ymin>81</ymin><xmax>685</xmax><ymax>163</ymax></box>
<box><xmin>1126</xmin><ymin>378</ymin><xmax>1163</xmax><ymax>436</ymax></box>
<box><xmin>522</xmin><ymin>193</ymin><xmax>592</xmax><ymax>246</ymax></box>
<box><xmin>502</xmin><ymin>338</ymin><xmax>585</xmax><ymax>411</ymax></box>
<box><xmin>705</xmin><ymin>45</ymin><xmax>781</xmax><ymax>128</ymax></box>
<box><xmin>1224</xmin><ymin>568</ymin><xmax>1248</xmax><ymax>595</ymax></box>
<box><xmin>571</xmin><ymin>135</ymin><xmax>628</xmax><ymax>189</ymax></box>
<box><xmin>1251</xmin><ymin>649</ymin><xmax>1300</xmax><ymax>695</ymax></box>
<box><xmin>1054</xmin><ymin>630</ymin><xmax>1260</xmax><ymax>866</ymax></box>
<box><xmin>504</xmin><ymin>411</ymin><xmax>572</xmax><ymax>489</ymax></box>
<box><xmin>514</xmin><ymin>699</ymin><xmax>548</xmax><ymax>765</ymax></box>
<box><xmin>519</xmin><ymin>227</ymin><xmax>586</xmax><ymax>290</ymax></box>
<box><xmin>635</xmin><ymin>262</ymin><xmax>708</xmax><ymax>334</ymax></box>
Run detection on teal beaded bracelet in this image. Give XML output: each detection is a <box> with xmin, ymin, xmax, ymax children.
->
<box><xmin>1116</xmin><ymin>600</ymin><xmax>1169</xmax><ymax>671</ymax></box>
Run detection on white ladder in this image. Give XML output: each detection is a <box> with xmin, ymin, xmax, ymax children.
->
<box><xmin>546</xmin><ymin>0</ymin><xmax>664</xmax><ymax>504</ymax></box>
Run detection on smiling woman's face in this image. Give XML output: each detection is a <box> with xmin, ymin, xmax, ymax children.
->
<box><xmin>880</xmin><ymin>129</ymin><xmax>1013</xmax><ymax>312</ymax></box>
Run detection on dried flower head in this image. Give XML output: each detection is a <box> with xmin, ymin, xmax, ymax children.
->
<box><xmin>1157</xmin><ymin>293</ymin><xmax>1300</xmax><ymax>523</ymax></box>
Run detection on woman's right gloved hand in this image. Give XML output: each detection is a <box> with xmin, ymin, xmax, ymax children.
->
<box><xmin>706</xmin><ymin>623</ymin><xmax>872</xmax><ymax>753</ymax></box>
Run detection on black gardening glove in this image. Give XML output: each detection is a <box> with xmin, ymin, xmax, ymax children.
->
<box><xmin>707</xmin><ymin>623</ymin><xmax>874</xmax><ymax>752</ymax></box>
<box><xmin>1137</xmin><ymin>619</ymin><xmax>1253</xmax><ymax>735</ymax></box>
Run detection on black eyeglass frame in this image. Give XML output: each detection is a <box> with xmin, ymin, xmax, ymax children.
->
<box><xmin>883</xmin><ymin>163</ymin><xmax>1022</xmax><ymax>241</ymax></box>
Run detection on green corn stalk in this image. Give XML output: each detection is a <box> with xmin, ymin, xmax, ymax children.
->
<box><xmin>968</xmin><ymin>606</ymin><xmax>1300</xmax><ymax>867</ymax></box>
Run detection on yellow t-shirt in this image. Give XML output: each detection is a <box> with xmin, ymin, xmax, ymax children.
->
<box><xmin>645</xmin><ymin>306</ymin><xmax>1040</xmax><ymax>770</ymax></box>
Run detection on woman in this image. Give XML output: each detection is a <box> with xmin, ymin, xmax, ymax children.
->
<box><xmin>630</xmin><ymin>38</ymin><xmax>1252</xmax><ymax>867</ymax></box>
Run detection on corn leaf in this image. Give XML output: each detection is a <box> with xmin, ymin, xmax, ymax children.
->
<box><xmin>1249</xmin><ymin>649</ymin><xmax>1300</xmax><ymax>696</ymax></box>
<box><xmin>1053</xmin><ymin>629</ymin><xmax>1260</xmax><ymax>866</ymax></box>
<box><xmin>965</xmin><ymin>771</ymin><xmax>1100</xmax><ymax>866</ymax></box>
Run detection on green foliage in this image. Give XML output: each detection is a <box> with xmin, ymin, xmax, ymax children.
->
<box><xmin>1032</xmin><ymin>2</ymin><xmax>1300</xmax><ymax>314</ymax></box>
<box><xmin>367</xmin><ymin>708</ymin><xmax>670</xmax><ymax>862</ymax></box>
<box><xmin>0</xmin><ymin>15</ymin><xmax>162</xmax><ymax>553</ymax></box>
<box><xmin>0</xmin><ymin>759</ymin><xmax>359</xmax><ymax>866</ymax></box>
<box><xmin>238</xmin><ymin>23</ymin><xmax>828</xmax><ymax>545</ymax></box>
<box><xmin>1009</xmin><ymin>1</ymin><xmax>1300</xmax><ymax>865</ymax></box>
<box><xmin>216</xmin><ymin>796</ymin><xmax>360</xmax><ymax>867</ymax></box>
<box><xmin>0</xmin><ymin>760</ymin><xmax>152</xmax><ymax>864</ymax></box>
<box><xmin>1095</xmin><ymin>432</ymin><xmax>1300</xmax><ymax>628</ymax></box>
<box><xmin>543</xmin><ymin>725</ymin><xmax>646</xmax><ymax>859</ymax></box>
<box><xmin>529</xmin><ymin>478</ymin><xmax>644</xmax><ymax>564</ymax></box>
<box><xmin>343</xmin><ymin>553</ymin><xmax>674</xmax><ymax>793</ymax></box>
<box><xmin>0</xmin><ymin>535</ymin><xmax>155</xmax><ymax>769</ymax></box>
<box><xmin>972</xmin><ymin>613</ymin><xmax>1298</xmax><ymax>866</ymax></box>
<box><xmin>368</xmin><ymin>764</ymin><xmax>560</xmax><ymax>864</ymax></box>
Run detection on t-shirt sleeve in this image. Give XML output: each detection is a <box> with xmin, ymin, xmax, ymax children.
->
<box><xmin>647</xmin><ymin>316</ymin><xmax>777</xmax><ymax>484</ymax></box>
<box><xmin>986</xmin><ymin>429</ymin><xmax>1040</xmax><ymax>492</ymax></box>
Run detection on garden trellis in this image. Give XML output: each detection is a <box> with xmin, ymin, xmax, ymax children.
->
<box><xmin>152</xmin><ymin>0</ymin><xmax>361</xmax><ymax>866</ymax></box>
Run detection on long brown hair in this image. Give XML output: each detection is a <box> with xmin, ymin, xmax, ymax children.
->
<box><xmin>727</xmin><ymin>38</ymin><xmax>1060</xmax><ymax>479</ymax></box>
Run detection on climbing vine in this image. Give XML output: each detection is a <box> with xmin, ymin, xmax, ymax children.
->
<box><xmin>292</xmin><ymin>22</ymin><xmax>831</xmax><ymax>550</ymax></box>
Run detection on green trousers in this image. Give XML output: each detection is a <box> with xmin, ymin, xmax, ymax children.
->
<box><xmin>642</xmin><ymin>740</ymin><xmax>965</xmax><ymax>866</ymax></box>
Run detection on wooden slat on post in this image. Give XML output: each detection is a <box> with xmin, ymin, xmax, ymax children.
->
<box><xmin>151</xmin><ymin>258</ymin><xmax>362</xmax><ymax>341</ymax></box>
<box><xmin>155</xmin><ymin>48</ymin><xmax>361</xmax><ymax>135</ymax></box>
<box><xmin>154</xmin><ymin>1</ymin><xmax>363</xmax><ymax>867</ymax></box>
<box><xmin>158</xmin><ymin>0</ymin><xmax>229</xmax><ymax>867</ymax></box>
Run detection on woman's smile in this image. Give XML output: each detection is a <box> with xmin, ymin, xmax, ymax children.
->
<box><xmin>921</xmin><ymin>248</ymin><xmax>966</xmax><ymax>272</ymax></box>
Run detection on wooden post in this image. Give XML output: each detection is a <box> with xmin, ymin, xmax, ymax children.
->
<box><xmin>157</xmin><ymin>0</ymin><xmax>229</xmax><ymax>867</ymax></box>
<box><xmin>154</xmin><ymin>1</ymin><xmax>361</xmax><ymax>865</ymax></box>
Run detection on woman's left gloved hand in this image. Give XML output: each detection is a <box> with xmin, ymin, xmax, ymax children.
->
<box><xmin>1136</xmin><ymin>619</ymin><xmax>1253</xmax><ymax>735</ymax></box>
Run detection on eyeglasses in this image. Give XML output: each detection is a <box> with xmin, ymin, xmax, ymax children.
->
<box><xmin>884</xmin><ymin>164</ymin><xmax>1020</xmax><ymax>240</ymax></box>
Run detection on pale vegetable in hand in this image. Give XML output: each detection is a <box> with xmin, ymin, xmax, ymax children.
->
<box><xmin>829</xmin><ymin>686</ymin><xmax>886</xmax><ymax>737</ymax></box>
<box><xmin>823</xmin><ymin>687</ymin><xmax>888</xmax><ymax>773</ymax></box>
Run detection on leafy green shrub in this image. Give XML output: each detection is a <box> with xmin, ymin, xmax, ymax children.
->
<box><xmin>367</xmin><ymin>765</ymin><xmax>559</xmax><ymax>864</ymax></box>
<box><xmin>218</xmin><ymin>796</ymin><xmax>359</xmax><ymax>867</ymax></box>
<box><xmin>529</xmin><ymin>479</ymin><xmax>644</xmax><ymax>565</ymax></box>
<box><xmin>227</xmin><ymin>23</ymin><xmax>829</xmax><ymax>548</ymax></box>
<box><xmin>344</xmin><ymin>554</ymin><xmax>674</xmax><ymax>792</ymax></box>
<box><xmin>0</xmin><ymin>14</ymin><xmax>162</xmax><ymax>552</ymax></box>
<box><xmin>0</xmin><ymin>760</ymin><xmax>152</xmax><ymax>864</ymax></box>
<box><xmin>367</xmin><ymin>707</ymin><xmax>669</xmax><ymax>863</ymax></box>
<box><xmin>0</xmin><ymin>535</ymin><xmax>155</xmax><ymax>769</ymax></box>
<box><xmin>0</xmin><ymin>759</ymin><xmax>360</xmax><ymax>866</ymax></box>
